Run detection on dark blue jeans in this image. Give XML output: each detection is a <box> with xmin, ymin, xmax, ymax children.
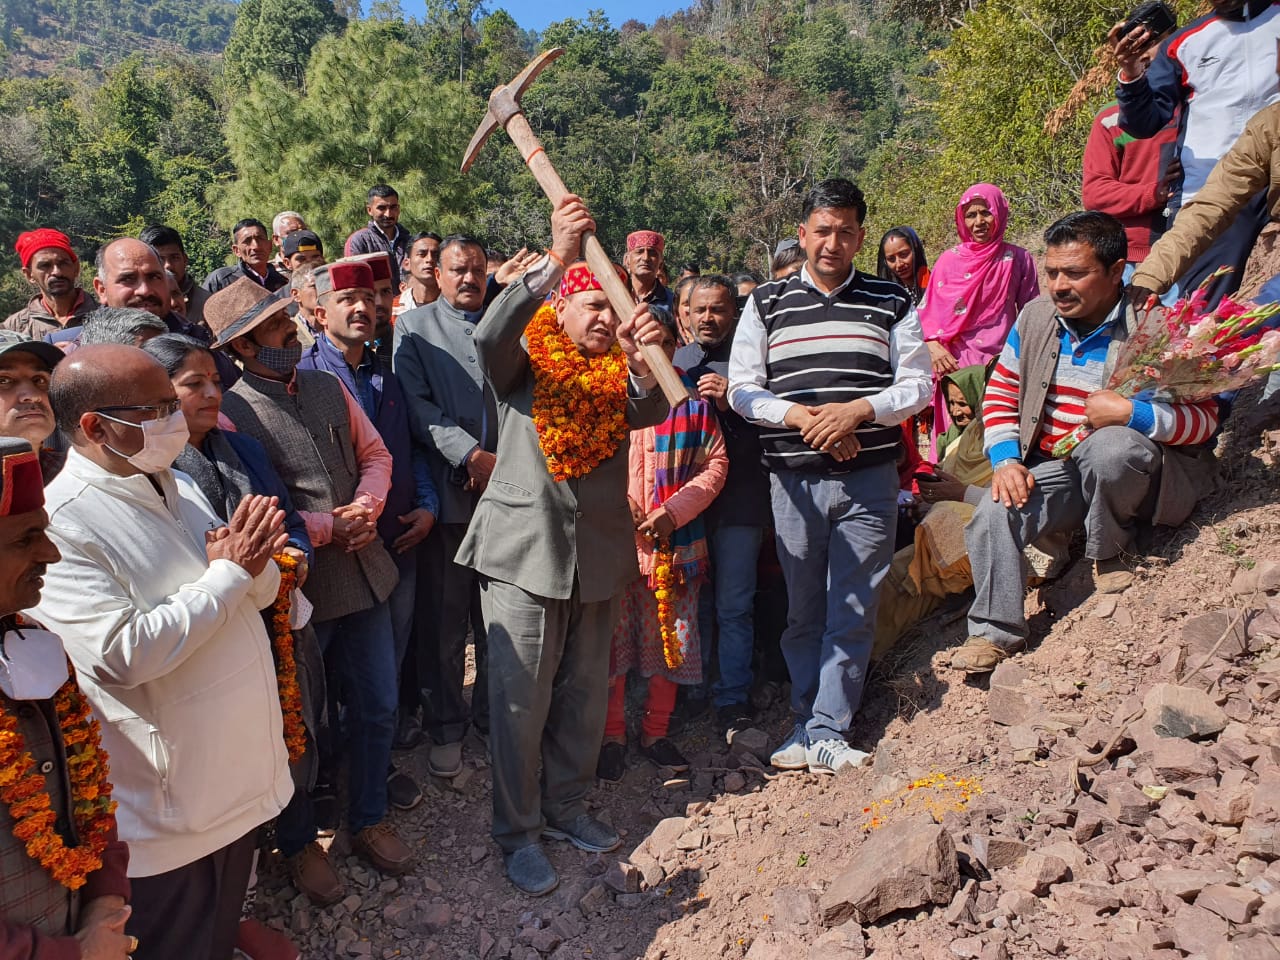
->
<box><xmin>694</xmin><ymin>524</ymin><xmax>765</xmax><ymax>708</ymax></box>
<box><xmin>276</xmin><ymin>600</ymin><xmax>397</xmax><ymax>854</ymax></box>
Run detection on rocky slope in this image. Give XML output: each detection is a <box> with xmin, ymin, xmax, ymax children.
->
<box><xmin>254</xmin><ymin>413</ymin><xmax>1280</xmax><ymax>960</ymax></box>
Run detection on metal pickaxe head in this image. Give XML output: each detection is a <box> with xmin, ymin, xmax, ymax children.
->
<box><xmin>460</xmin><ymin>47</ymin><xmax>566</xmax><ymax>174</ymax></box>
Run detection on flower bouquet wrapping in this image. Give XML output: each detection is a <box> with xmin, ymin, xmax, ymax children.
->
<box><xmin>1052</xmin><ymin>269</ymin><xmax>1280</xmax><ymax>457</ymax></box>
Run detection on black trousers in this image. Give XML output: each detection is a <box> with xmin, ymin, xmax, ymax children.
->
<box><xmin>415</xmin><ymin>522</ymin><xmax>489</xmax><ymax>744</ymax></box>
<box><xmin>126</xmin><ymin>829</ymin><xmax>257</xmax><ymax>960</ymax></box>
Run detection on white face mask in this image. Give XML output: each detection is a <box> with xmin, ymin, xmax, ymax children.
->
<box><xmin>99</xmin><ymin>409</ymin><xmax>191</xmax><ymax>475</ymax></box>
<box><xmin>0</xmin><ymin>628</ymin><xmax>69</xmax><ymax>701</ymax></box>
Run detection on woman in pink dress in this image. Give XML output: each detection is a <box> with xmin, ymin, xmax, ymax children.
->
<box><xmin>918</xmin><ymin>183</ymin><xmax>1039</xmax><ymax>450</ymax></box>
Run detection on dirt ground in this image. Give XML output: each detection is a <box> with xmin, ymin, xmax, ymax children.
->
<box><xmin>253</xmin><ymin>396</ymin><xmax>1280</xmax><ymax>960</ymax></box>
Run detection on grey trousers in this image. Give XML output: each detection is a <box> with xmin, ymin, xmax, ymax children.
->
<box><xmin>769</xmin><ymin>462</ymin><xmax>898</xmax><ymax>743</ymax></box>
<box><xmin>481</xmin><ymin>575</ymin><xmax>620</xmax><ymax>853</ymax></box>
<box><xmin>966</xmin><ymin>426</ymin><xmax>1160</xmax><ymax>648</ymax></box>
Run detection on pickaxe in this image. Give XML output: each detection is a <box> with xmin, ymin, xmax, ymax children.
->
<box><xmin>461</xmin><ymin>47</ymin><xmax>692</xmax><ymax>408</ymax></box>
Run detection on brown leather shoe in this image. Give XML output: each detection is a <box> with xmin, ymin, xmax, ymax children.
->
<box><xmin>353</xmin><ymin>821</ymin><xmax>413</xmax><ymax>876</ymax></box>
<box><xmin>950</xmin><ymin>637</ymin><xmax>1024</xmax><ymax>675</ymax></box>
<box><xmin>288</xmin><ymin>842</ymin><xmax>343</xmax><ymax>906</ymax></box>
<box><xmin>1094</xmin><ymin>557</ymin><xmax>1134</xmax><ymax>594</ymax></box>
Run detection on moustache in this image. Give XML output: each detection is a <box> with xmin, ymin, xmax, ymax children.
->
<box><xmin>128</xmin><ymin>295</ymin><xmax>165</xmax><ymax>310</ymax></box>
<box><xmin>457</xmin><ymin>283</ymin><xmax>481</xmax><ymax>294</ymax></box>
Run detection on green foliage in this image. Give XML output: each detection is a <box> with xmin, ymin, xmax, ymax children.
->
<box><xmin>224</xmin><ymin>0</ymin><xmax>345</xmax><ymax>90</ymax></box>
<box><xmin>221</xmin><ymin>20</ymin><xmax>482</xmax><ymax>253</ymax></box>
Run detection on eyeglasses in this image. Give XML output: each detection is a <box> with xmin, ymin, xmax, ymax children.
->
<box><xmin>94</xmin><ymin>399</ymin><xmax>182</xmax><ymax>421</ymax></box>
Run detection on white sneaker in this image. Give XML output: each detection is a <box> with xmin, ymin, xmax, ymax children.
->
<box><xmin>806</xmin><ymin>738</ymin><xmax>870</xmax><ymax>775</ymax></box>
<box><xmin>770</xmin><ymin>722</ymin><xmax>809</xmax><ymax>770</ymax></box>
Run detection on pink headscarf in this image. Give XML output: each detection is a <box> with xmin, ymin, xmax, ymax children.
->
<box><xmin>918</xmin><ymin>183</ymin><xmax>1016</xmax><ymax>346</ymax></box>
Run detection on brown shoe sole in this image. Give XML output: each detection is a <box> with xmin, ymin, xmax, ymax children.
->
<box><xmin>354</xmin><ymin>841</ymin><xmax>413</xmax><ymax>876</ymax></box>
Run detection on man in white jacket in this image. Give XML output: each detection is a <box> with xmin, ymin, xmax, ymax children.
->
<box><xmin>31</xmin><ymin>343</ymin><xmax>293</xmax><ymax>960</ymax></box>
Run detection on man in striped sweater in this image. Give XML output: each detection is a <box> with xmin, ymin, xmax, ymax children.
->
<box><xmin>954</xmin><ymin>211</ymin><xmax>1219</xmax><ymax>675</ymax></box>
<box><xmin>728</xmin><ymin>179</ymin><xmax>932</xmax><ymax>774</ymax></box>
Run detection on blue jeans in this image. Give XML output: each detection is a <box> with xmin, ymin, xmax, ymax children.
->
<box><xmin>695</xmin><ymin>525</ymin><xmax>764</xmax><ymax>708</ymax></box>
<box><xmin>769</xmin><ymin>463</ymin><xmax>897</xmax><ymax>744</ymax></box>
<box><xmin>277</xmin><ymin>600</ymin><xmax>397</xmax><ymax>852</ymax></box>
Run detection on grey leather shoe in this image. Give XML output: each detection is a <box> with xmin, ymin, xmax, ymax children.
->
<box><xmin>542</xmin><ymin>813</ymin><xmax>621</xmax><ymax>853</ymax></box>
<box><xmin>504</xmin><ymin>843</ymin><xmax>559</xmax><ymax>897</ymax></box>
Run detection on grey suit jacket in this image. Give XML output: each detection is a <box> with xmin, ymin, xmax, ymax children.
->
<box><xmin>456</xmin><ymin>279</ymin><xmax>668</xmax><ymax>603</ymax></box>
<box><xmin>392</xmin><ymin>296</ymin><xmax>497</xmax><ymax>525</ymax></box>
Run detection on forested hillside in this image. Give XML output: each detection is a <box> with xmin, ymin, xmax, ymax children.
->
<box><xmin>0</xmin><ymin>0</ymin><xmax>1203</xmax><ymax>314</ymax></box>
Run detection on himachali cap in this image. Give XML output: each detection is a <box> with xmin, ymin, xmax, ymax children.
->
<box><xmin>0</xmin><ymin>437</ymin><xmax>43</xmax><ymax>517</ymax></box>
<box><xmin>14</xmin><ymin>229</ymin><xmax>77</xmax><ymax>270</ymax></box>
<box><xmin>626</xmin><ymin>230</ymin><xmax>665</xmax><ymax>254</ymax></box>
<box><xmin>282</xmin><ymin>230</ymin><xmax>323</xmax><ymax>259</ymax></box>
<box><xmin>205</xmin><ymin>278</ymin><xmax>292</xmax><ymax>348</ymax></box>
<box><xmin>340</xmin><ymin>252</ymin><xmax>393</xmax><ymax>284</ymax></box>
<box><xmin>558</xmin><ymin>260</ymin><xmax>630</xmax><ymax>299</ymax></box>
<box><xmin>313</xmin><ymin>261</ymin><xmax>376</xmax><ymax>298</ymax></box>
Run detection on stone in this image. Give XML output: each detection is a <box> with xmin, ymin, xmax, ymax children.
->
<box><xmin>1151</xmin><ymin>737</ymin><xmax>1219</xmax><ymax>782</ymax></box>
<box><xmin>996</xmin><ymin>889</ymin><xmax>1039</xmax><ymax>917</ymax></box>
<box><xmin>1258</xmin><ymin>896</ymin><xmax>1280</xmax><ymax>935</ymax></box>
<box><xmin>1144</xmin><ymin>683</ymin><xmax>1229</xmax><ymax>740</ymax></box>
<box><xmin>1071</xmin><ymin>795</ymin><xmax>1116</xmax><ymax>843</ymax></box>
<box><xmin>819</xmin><ymin>817</ymin><xmax>960</xmax><ymax>925</ymax></box>
<box><xmin>577</xmin><ymin>884</ymin><xmax>609</xmax><ymax>915</ymax></box>
<box><xmin>676</xmin><ymin>828</ymin><xmax>706</xmax><ymax>851</ymax></box>
<box><xmin>1171</xmin><ymin>903</ymin><xmax>1230</xmax><ymax>955</ymax></box>
<box><xmin>1199</xmin><ymin>779</ymin><xmax>1255</xmax><ymax>826</ymax></box>
<box><xmin>529</xmin><ymin>928</ymin><xmax>562</xmax><ymax>954</ymax></box>
<box><xmin>1181</xmin><ymin>609</ymin><xmax>1250</xmax><ymax>660</ymax></box>
<box><xmin>629</xmin><ymin>850</ymin><xmax>665</xmax><ymax>889</ymax></box>
<box><xmin>603</xmin><ymin>861</ymin><xmax>640</xmax><ymax>894</ymax></box>
<box><xmin>1209</xmin><ymin>938</ymin><xmax>1280</xmax><ymax>960</ymax></box>
<box><xmin>1050</xmin><ymin>880</ymin><xmax>1121</xmax><ymax>916</ymax></box>
<box><xmin>944</xmin><ymin>879</ymin><xmax>978</xmax><ymax>926</ymax></box>
<box><xmin>1106</xmin><ymin>782</ymin><xmax>1156</xmax><ymax>826</ymax></box>
<box><xmin>745</xmin><ymin>932</ymin><xmax>788</xmax><ymax>960</ymax></box>
<box><xmin>1195</xmin><ymin>883</ymin><xmax>1262</xmax><ymax>923</ymax></box>
<box><xmin>1239</xmin><ymin>819</ymin><xmax>1280</xmax><ymax>860</ymax></box>
<box><xmin>643</xmin><ymin>817</ymin><xmax>689</xmax><ymax>862</ymax></box>
<box><xmin>1147</xmin><ymin>867</ymin><xmax>1237</xmax><ymax>901</ymax></box>
<box><xmin>948</xmin><ymin>936</ymin><xmax>984</xmax><ymax>958</ymax></box>
<box><xmin>989</xmin><ymin>662</ymin><xmax>1042</xmax><ymax>727</ymax></box>
<box><xmin>807</xmin><ymin>920</ymin><xmax>867</xmax><ymax>960</ymax></box>
<box><xmin>478</xmin><ymin>929</ymin><xmax>495</xmax><ymax>960</ymax></box>
<box><xmin>1012</xmin><ymin>852</ymin><xmax>1070</xmax><ymax>895</ymax></box>
<box><xmin>549</xmin><ymin>912</ymin><xmax>584</xmax><ymax>941</ymax></box>
<box><xmin>724</xmin><ymin>771</ymin><xmax>747</xmax><ymax>792</ymax></box>
<box><xmin>727</xmin><ymin>727</ymin><xmax>771</xmax><ymax>763</ymax></box>
<box><xmin>416</xmin><ymin>903</ymin><xmax>452</xmax><ymax>934</ymax></box>
<box><xmin>772</xmin><ymin>886</ymin><xmax>816</xmax><ymax>928</ymax></box>
<box><xmin>970</xmin><ymin>835</ymin><xmax>1028</xmax><ymax>871</ymax></box>
<box><xmin>979</xmin><ymin>945</ymin><xmax>1009</xmax><ymax>960</ymax></box>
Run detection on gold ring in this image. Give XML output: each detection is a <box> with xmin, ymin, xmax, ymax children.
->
<box><xmin>128</xmin><ymin>936</ymin><xmax>139</xmax><ymax>954</ymax></box>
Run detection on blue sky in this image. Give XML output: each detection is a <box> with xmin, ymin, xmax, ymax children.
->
<box><xmin>400</xmin><ymin>1</ymin><xmax>686</xmax><ymax>33</ymax></box>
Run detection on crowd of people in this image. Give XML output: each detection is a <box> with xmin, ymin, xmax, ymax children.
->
<box><xmin>2</xmin><ymin>0</ymin><xmax>1280</xmax><ymax>956</ymax></box>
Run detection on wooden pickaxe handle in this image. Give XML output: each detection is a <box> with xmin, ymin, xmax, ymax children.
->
<box><xmin>503</xmin><ymin>111</ymin><xmax>692</xmax><ymax>409</ymax></box>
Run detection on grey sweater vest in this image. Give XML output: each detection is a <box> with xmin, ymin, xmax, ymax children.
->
<box><xmin>222</xmin><ymin>369</ymin><xmax>398</xmax><ymax>622</ymax></box>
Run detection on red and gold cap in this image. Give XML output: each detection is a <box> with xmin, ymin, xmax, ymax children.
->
<box><xmin>558</xmin><ymin>261</ymin><xmax>629</xmax><ymax>299</ymax></box>
<box><xmin>340</xmin><ymin>252</ymin><xmax>393</xmax><ymax>284</ymax></box>
<box><xmin>626</xmin><ymin>230</ymin><xmax>665</xmax><ymax>254</ymax></box>
<box><xmin>314</xmin><ymin>261</ymin><xmax>376</xmax><ymax>297</ymax></box>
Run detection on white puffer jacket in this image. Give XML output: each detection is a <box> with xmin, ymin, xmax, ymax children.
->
<box><xmin>32</xmin><ymin>448</ymin><xmax>293</xmax><ymax>877</ymax></box>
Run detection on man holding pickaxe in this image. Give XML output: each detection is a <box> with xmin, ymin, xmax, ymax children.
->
<box><xmin>454</xmin><ymin>194</ymin><xmax>668</xmax><ymax>895</ymax></box>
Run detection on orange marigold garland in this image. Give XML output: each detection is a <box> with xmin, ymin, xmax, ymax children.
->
<box><xmin>270</xmin><ymin>553</ymin><xmax>307</xmax><ymax>763</ymax></box>
<box><xmin>0</xmin><ymin>662</ymin><xmax>117</xmax><ymax>890</ymax></box>
<box><xmin>652</xmin><ymin>540</ymin><xmax>683</xmax><ymax>670</ymax></box>
<box><xmin>526</xmin><ymin>303</ymin><xmax>629</xmax><ymax>481</ymax></box>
